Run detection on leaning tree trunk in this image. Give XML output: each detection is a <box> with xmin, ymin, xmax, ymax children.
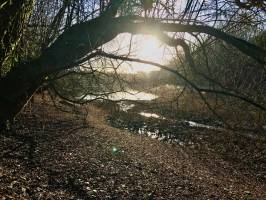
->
<box><xmin>0</xmin><ymin>4</ymin><xmax>264</xmax><ymax>125</ymax></box>
<box><xmin>0</xmin><ymin>15</ymin><xmax>120</xmax><ymax>124</ymax></box>
<box><xmin>0</xmin><ymin>0</ymin><xmax>122</xmax><ymax>125</ymax></box>
<box><xmin>0</xmin><ymin>0</ymin><xmax>34</xmax><ymax>76</ymax></box>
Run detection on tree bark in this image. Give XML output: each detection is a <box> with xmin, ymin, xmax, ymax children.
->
<box><xmin>0</xmin><ymin>15</ymin><xmax>119</xmax><ymax>122</ymax></box>
<box><xmin>0</xmin><ymin>0</ymin><xmax>34</xmax><ymax>75</ymax></box>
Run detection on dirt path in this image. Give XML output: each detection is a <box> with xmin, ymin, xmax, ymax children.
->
<box><xmin>1</xmin><ymin>101</ymin><xmax>266</xmax><ymax>199</ymax></box>
<box><xmin>85</xmin><ymin>105</ymin><xmax>266</xmax><ymax>199</ymax></box>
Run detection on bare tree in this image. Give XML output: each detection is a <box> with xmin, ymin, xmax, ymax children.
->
<box><xmin>0</xmin><ymin>0</ymin><xmax>265</xmax><ymax>126</ymax></box>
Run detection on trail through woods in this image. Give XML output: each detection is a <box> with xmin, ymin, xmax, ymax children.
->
<box><xmin>1</xmin><ymin>97</ymin><xmax>266</xmax><ymax>199</ymax></box>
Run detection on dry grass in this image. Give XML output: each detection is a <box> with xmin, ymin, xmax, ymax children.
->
<box><xmin>149</xmin><ymin>87</ymin><xmax>266</xmax><ymax>129</ymax></box>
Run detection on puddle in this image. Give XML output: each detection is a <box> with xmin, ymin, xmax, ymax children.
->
<box><xmin>118</xmin><ymin>102</ymin><xmax>135</xmax><ymax>112</ymax></box>
<box><xmin>139</xmin><ymin>112</ymin><xmax>166</xmax><ymax>119</ymax></box>
<box><xmin>147</xmin><ymin>130</ymin><xmax>159</xmax><ymax>139</ymax></box>
<box><xmin>184</xmin><ymin>120</ymin><xmax>216</xmax><ymax>129</ymax></box>
<box><xmin>107</xmin><ymin>116</ymin><xmax>202</xmax><ymax>147</ymax></box>
<box><xmin>138</xmin><ymin>127</ymin><xmax>169</xmax><ymax>141</ymax></box>
<box><xmin>108</xmin><ymin>109</ymin><xmax>223</xmax><ymax>147</ymax></box>
<box><xmin>137</xmin><ymin>126</ymin><xmax>186</xmax><ymax>145</ymax></box>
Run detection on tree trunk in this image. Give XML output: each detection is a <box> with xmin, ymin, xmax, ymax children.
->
<box><xmin>0</xmin><ymin>0</ymin><xmax>123</xmax><ymax>124</ymax></box>
<box><xmin>0</xmin><ymin>13</ymin><xmax>264</xmax><ymax>124</ymax></box>
<box><xmin>0</xmin><ymin>16</ymin><xmax>119</xmax><ymax>123</ymax></box>
<box><xmin>0</xmin><ymin>0</ymin><xmax>34</xmax><ymax>76</ymax></box>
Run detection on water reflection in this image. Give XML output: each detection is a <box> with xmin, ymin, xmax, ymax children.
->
<box><xmin>109</xmin><ymin>90</ymin><xmax>157</xmax><ymax>101</ymax></box>
<box><xmin>85</xmin><ymin>90</ymin><xmax>157</xmax><ymax>101</ymax></box>
<box><xmin>139</xmin><ymin>112</ymin><xmax>166</xmax><ymax>119</ymax></box>
<box><xmin>118</xmin><ymin>102</ymin><xmax>135</xmax><ymax>112</ymax></box>
<box><xmin>184</xmin><ymin>120</ymin><xmax>220</xmax><ymax>130</ymax></box>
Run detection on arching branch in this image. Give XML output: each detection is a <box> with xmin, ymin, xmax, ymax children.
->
<box><xmin>114</xmin><ymin>16</ymin><xmax>266</xmax><ymax>65</ymax></box>
<box><xmin>0</xmin><ymin>8</ymin><xmax>265</xmax><ymax>122</ymax></box>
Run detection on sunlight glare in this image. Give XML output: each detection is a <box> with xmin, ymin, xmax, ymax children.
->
<box><xmin>102</xmin><ymin>34</ymin><xmax>173</xmax><ymax>74</ymax></box>
<box><xmin>128</xmin><ymin>35</ymin><xmax>167</xmax><ymax>73</ymax></box>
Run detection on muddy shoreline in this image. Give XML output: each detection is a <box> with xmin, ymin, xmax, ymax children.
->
<box><xmin>106</xmin><ymin>99</ymin><xmax>224</xmax><ymax>144</ymax></box>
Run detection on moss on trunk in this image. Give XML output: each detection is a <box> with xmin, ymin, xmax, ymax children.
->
<box><xmin>0</xmin><ymin>0</ymin><xmax>34</xmax><ymax>76</ymax></box>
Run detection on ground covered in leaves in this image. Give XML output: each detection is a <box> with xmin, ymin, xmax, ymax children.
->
<box><xmin>1</xmin><ymin>97</ymin><xmax>266</xmax><ymax>199</ymax></box>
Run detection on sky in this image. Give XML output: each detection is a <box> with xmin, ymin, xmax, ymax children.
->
<box><xmin>102</xmin><ymin>33</ymin><xmax>175</xmax><ymax>74</ymax></box>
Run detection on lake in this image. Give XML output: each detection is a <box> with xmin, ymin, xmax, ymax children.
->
<box><xmin>85</xmin><ymin>90</ymin><xmax>158</xmax><ymax>101</ymax></box>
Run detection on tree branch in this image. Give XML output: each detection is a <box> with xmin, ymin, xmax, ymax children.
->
<box><xmin>94</xmin><ymin>50</ymin><xmax>266</xmax><ymax>112</ymax></box>
<box><xmin>115</xmin><ymin>16</ymin><xmax>266</xmax><ymax>65</ymax></box>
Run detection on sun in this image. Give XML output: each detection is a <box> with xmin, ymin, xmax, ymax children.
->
<box><xmin>103</xmin><ymin>34</ymin><xmax>172</xmax><ymax>74</ymax></box>
<box><xmin>128</xmin><ymin>35</ymin><xmax>168</xmax><ymax>73</ymax></box>
<box><xmin>136</xmin><ymin>36</ymin><xmax>163</xmax><ymax>62</ymax></box>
